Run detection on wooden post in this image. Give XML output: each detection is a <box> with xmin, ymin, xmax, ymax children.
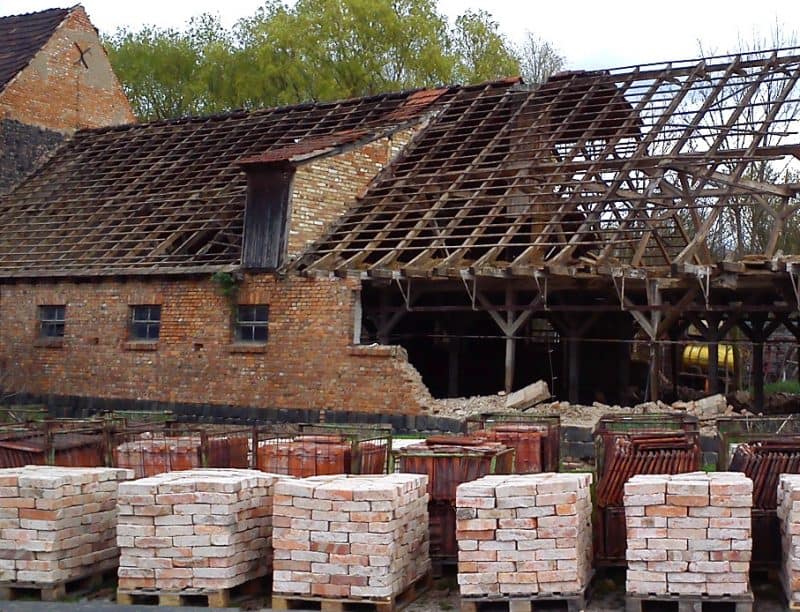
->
<box><xmin>504</xmin><ymin>289</ymin><xmax>516</xmax><ymax>393</ymax></box>
<box><xmin>568</xmin><ymin>336</ymin><xmax>580</xmax><ymax>404</ymax></box>
<box><xmin>753</xmin><ymin>340</ymin><xmax>765</xmax><ymax>412</ymax></box>
<box><xmin>649</xmin><ymin>342</ymin><xmax>661</xmax><ymax>402</ymax></box>
<box><xmin>670</xmin><ymin>332</ymin><xmax>680</xmax><ymax>400</ymax></box>
<box><xmin>708</xmin><ymin>338</ymin><xmax>720</xmax><ymax>395</ymax></box>
<box><xmin>448</xmin><ymin>340</ymin><xmax>459</xmax><ymax>398</ymax></box>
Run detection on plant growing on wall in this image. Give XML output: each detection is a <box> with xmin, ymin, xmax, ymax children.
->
<box><xmin>210</xmin><ymin>271</ymin><xmax>241</xmax><ymax>325</ymax></box>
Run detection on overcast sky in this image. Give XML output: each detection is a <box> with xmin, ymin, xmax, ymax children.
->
<box><xmin>2</xmin><ymin>0</ymin><xmax>799</xmax><ymax>70</ymax></box>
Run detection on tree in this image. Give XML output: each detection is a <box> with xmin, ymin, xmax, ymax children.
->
<box><xmin>104</xmin><ymin>0</ymin><xmax>529</xmax><ymax>121</ymax></box>
<box><xmin>518</xmin><ymin>32</ymin><xmax>565</xmax><ymax>87</ymax></box>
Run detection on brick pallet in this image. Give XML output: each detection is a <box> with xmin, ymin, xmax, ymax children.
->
<box><xmin>624</xmin><ymin>592</ymin><xmax>753</xmax><ymax>612</ymax></box>
<box><xmin>455</xmin><ymin>473</ymin><xmax>593</xmax><ymax>602</ymax></box>
<box><xmin>0</xmin><ymin>465</ymin><xmax>132</xmax><ymax>601</ymax></box>
<box><xmin>115</xmin><ymin>468</ymin><xmax>286</xmax><ymax>602</ymax></box>
<box><xmin>778</xmin><ymin>474</ymin><xmax>800</xmax><ymax>609</ymax></box>
<box><xmin>271</xmin><ymin>474</ymin><xmax>430</xmax><ymax>609</ymax></box>
<box><xmin>624</xmin><ymin>472</ymin><xmax>753</xmax><ymax>600</ymax></box>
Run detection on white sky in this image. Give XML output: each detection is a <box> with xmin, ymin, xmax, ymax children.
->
<box><xmin>1</xmin><ymin>0</ymin><xmax>799</xmax><ymax>70</ymax></box>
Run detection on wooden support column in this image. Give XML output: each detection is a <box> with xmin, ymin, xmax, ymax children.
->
<box><xmin>448</xmin><ymin>339</ymin><xmax>460</xmax><ymax>397</ymax></box>
<box><xmin>753</xmin><ymin>340</ymin><xmax>765</xmax><ymax>412</ymax></box>
<box><xmin>568</xmin><ymin>336</ymin><xmax>580</xmax><ymax>404</ymax></box>
<box><xmin>504</xmin><ymin>288</ymin><xmax>516</xmax><ymax>394</ymax></box>
<box><xmin>670</xmin><ymin>330</ymin><xmax>681</xmax><ymax>400</ymax></box>
<box><xmin>649</xmin><ymin>342</ymin><xmax>661</xmax><ymax>402</ymax></box>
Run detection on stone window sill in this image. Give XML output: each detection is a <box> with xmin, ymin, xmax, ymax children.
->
<box><xmin>348</xmin><ymin>344</ymin><xmax>399</xmax><ymax>358</ymax></box>
<box><xmin>123</xmin><ymin>341</ymin><xmax>158</xmax><ymax>351</ymax></box>
<box><xmin>227</xmin><ymin>343</ymin><xmax>268</xmax><ymax>354</ymax></box>
<box><xmin>33</xmin><ymin>337</ymin><xmax>64</xmax><ymax>348</ymax></box>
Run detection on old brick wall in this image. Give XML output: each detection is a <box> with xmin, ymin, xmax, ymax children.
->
<box><xmin>0</xmin><ymin>6</ymin><xmax>134</xmax><ymax>131</ymax></box>
<box><xmin>288</xmin><ymin>128</ymin><xmax>416</xmax><ymax>257</ymax></box>
<box><xmin>0</xmin><ymin>118</ymin><xmax>65</xmax><ymax>194</ymax></box>
<box><xmin>0</xmin><ymin>274</ymin><xmax>432</xmax><ymax>414</ymax></box>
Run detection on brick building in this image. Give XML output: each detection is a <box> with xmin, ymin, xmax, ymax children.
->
<box><xmin>0</xmin><ymin>5</ymin><xmax>134</xmax><ymax>193</ymax></box>
<box><xmin>0</xmin><ymin>82</ymin><xmax>518</xmax><ymax>416</ymax></box>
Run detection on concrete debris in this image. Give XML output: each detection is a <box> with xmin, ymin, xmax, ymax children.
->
<box><xmin>504</xmin><ymin>380</ymin><xmax>550</xmax><ymax>411</ymax></box>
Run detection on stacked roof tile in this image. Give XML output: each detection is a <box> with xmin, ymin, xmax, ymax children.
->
<box><xmin>0</xmin><ymin>83</ymin><xmax>504</xmax><ymax>277</ymax></box>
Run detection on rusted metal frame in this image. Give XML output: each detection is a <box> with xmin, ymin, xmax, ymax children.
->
<box><xmin>308</xmin><ymin>89</ymin><xmax>489</xmax><ymax>271</ymax></box>
<box><xmin>359</xmin><ymin>90</ymin><xmax>521</xmax><ymax>272</ymax></box>
<box><xmin>674</xmin><ymin>57</ymin><xmax>800</xmax><ymax>263</ymax></box>
<box><xmin>546</xmin><ymin>62</ymin><xmax>713</xmax><ymax>266</ymax></box>
<box><xmin>593</xmin><ymin>59</ymin><xmax>747</xmax><ymax>267</ymax></box>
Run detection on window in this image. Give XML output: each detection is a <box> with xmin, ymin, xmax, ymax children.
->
<box><xmin>235</xmin><ymin>305</ymin><xmax>269</xmax><ymax>343</ymax></box>
<box><xmin>130</xmin><ymin>305</ymin><xmax>161</xmax><ymax>341</ymax></box>
<box><xmin>39</xmin><ymin>305</ymin><xmax>65</xmax><ymax>338</ymax></box>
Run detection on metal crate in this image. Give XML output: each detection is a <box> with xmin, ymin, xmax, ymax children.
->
<box><xmin>467</xmin><ymin>412</ymin><xmax>560</xmax><ymax>472</ymax></box>
<box><xmin>718</xmin><ymin>415</ymin><xmax>800</xmax><ymax>468</ymax></box>
<box><xmin>112</xmin><ymin>424</ymin><xmax>251</xmax><ymax>478</ymax></box>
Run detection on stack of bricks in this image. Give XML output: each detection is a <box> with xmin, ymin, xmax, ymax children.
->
<box><xmin>272</xmin><ymin>474</ymin><xmax>430</xmax><ymax>599</ymax></box>
<box><xmin>455</xmin><ymin>473</ymin><xmax>593</xmax><ymax>596</ymax></box>
<box><xmin>0</xmin><ymin>465</ymin><xmax>132</xmax><ymax>584</ymax></box>
<box><xmin>116</xmin><ymin>468</ymin><xmax>285</xmax><ymax>591</ymax></box>
<box><xmin>624</xmin><ymin>472</ymin><xmax>753</xmax><ymax>596</ymax></box>
<box><xmin>777</xmin><ymin>474</ymin><xmax>800</xmax><ymax>607</ymax></box>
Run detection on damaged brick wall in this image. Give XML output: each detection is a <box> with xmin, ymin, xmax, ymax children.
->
<box><xmin>0</xmin><ymin>118</ymin><xmax>64</xmax><ymax>194</ymax></box>
<box><xmin>0</xmin><ymin>274</ymin><xmax>433</xmax><ymax>414</ymax></box>
<box><xmin>288</xmin><ymin>128</ymin><xmax>416</xmax><ymax>257</ymax></box>
<box><xmin>0</xmin><ymin>6</ymin><xmax>134</xmax><ymax>131</ymax></box>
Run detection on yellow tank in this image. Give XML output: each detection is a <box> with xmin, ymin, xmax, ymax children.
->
<box><xmin>682</xmin><ymin>344</ymin><xmax>735</xmax><ymax>370</ymax></box>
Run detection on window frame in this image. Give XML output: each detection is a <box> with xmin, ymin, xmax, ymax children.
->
<box><xmin>234</xmin><ymin>304</ymin><xmax>269</xmax><ymax>344</ymax></box>
<box><xmin>38</xmin><ymin>305</ymin><xmax>65</xmax><ymax>339</ymax></box>
<box><xmin>129</xmin><ymin>305</ymin><xmax>161</xmax><ymax>341</ymax></box>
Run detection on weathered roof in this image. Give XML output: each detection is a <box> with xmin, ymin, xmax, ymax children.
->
<box><xmin>298</xmin><ymin>48</ymin><xmax>800</xmax><ymax>280</ymax></box>
<box><xmin>0</xmin><ymin>6</ymin><xmax>72</xmax><ymax>92</ymax></box>
<box><xmin>0</xmin><ymin>81</ymin><xmax>514</xmax><ymax>278</ymax></box>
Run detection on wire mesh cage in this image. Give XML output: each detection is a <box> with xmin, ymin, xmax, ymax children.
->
<box><xmin>718</xmin><ymin>415</ymin><xmax>800</xmax><ymax>468</ymax></box>
<box><xmin>0</xmin><ymin>420</ymin><xmax>106</xmax><ymax>468</ymax></box>
<box><xmin>593</xmin><ymin>412</ymin><xmax>701</xmax><ymax>567</ymax></box>
<box><xmin>466</xmin><ymin>413</ymin><xmax>561</xmax><ymax>472</ymax></box>
<box><xmin>112</xmin><ymin>424</ymin><xmax>251</xmax><ymax>478</ymax></box>
<box><xmin>254</xmin><ymin>424</ymin><xmax>392</xmax><ymax>477</ymax></box>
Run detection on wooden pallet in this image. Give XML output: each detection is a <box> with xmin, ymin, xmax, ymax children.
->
<box><xmin>460</xmin><ymin>585</ymin><xmax>590</xmax><ymax>612</ymax></box>
<box><xmin>0</xmin><ymin>565</ymin><xmax>117</xmax><ymax>602</ymax></box>
<box><xmin>625</xmin><ymin>591</ymin><xmax>754</xmax><ymax>612</ymax></box>
<box><xmin>272</xmin><ymin>572</ymin><xmax>432</xmax><ymax>612</ymax></box>
<box><xmin>117</xmin><ymin>574</ymin><xmax>266</xmax><ymax>607</ymax></box>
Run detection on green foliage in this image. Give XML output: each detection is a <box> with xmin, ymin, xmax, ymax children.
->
<box><xmin>210</xmin><ymin>271</ymin><xmax>240</xmax><ymax>300</ymax></box>
<box><xmin>764</xmin><ymin>380</ymin><xmax>800</xmax><ymax>395</ymax></box>
<box><xmin>104</xmin><ymin>0</ymin><xmax>526</xmax><ymax>121</ymax></box>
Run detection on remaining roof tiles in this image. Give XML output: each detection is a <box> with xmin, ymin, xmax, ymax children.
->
<box><xmin>0</xmin><ymin>6</ymin><xmax>71</xmax><ymax>92</ymax></box>
<box><xmin>0</xmin><ymin>83</ymin><xmax>492</xmax><ymax>277</ymax></box>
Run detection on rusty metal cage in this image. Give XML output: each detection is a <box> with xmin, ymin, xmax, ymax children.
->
<box><xmin>112</xmin><ymin>424</ymin><xmax>251</xmax><ymax>478</ymax></box>
<box><xmin>466</xmin><ymin>413</ymin><xmax>560</xmax><ymax>472</ymax></box>
<box><xmin>0</xmin><ymin>420</ymin><xmax>106</xmax><ymax>468</ymax></box>
<box><xmin>593</xmin><ymin>413</ymin><xmax>701</xmax><ymax>567</ymax></box>
<box><xmin>720</xmin><ymin>416</ymin><xmax>800</xmax><ymax>569</ymax></box>
<box><xmin>0</xmin><ymin>404</ymin><xmax>48</xmax><ymax>423</ymax></box>
<box><xmin>253</xmin><ymin>425</ymin><xmax>392</xmax><ymax>477</ymax></box>
<box><xmin>393</xmin><ymin>435</ymin><xmax>514</xmax><ymax>571</ymax></box>
<box><xmin>718</xmin><ymin>415</ymin><xmax>800</xmax><ymax>468</ymax></box>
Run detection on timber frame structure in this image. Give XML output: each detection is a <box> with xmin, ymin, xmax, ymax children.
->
<box><xmin>297</xmin><ymin>48</ymin><xmax>800</xmax><ymax>407</ymax></box>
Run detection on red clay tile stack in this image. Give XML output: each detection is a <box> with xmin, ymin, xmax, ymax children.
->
<box><xmin>116</xmin><ymin>468</ymin><xmax>285</xmax><ymax>591</ymax></box>
<box><xmin>778</xmin><ymin>474</ymin><xmax>800</xmax><ymax>607</ymax></box>
<box><xmin>455</xmin><ymin>473</ymin><xmax>593</xmax><ymax>597</ymax></box>
<box><xmin>624</xmin><ymin>472</ymin><xmax>753</xmax><ymax>596</ymax></box>
<box><xmin>0</xmin><ymin>466</ymin><xmax>132</xmax><ymax>584</ymax></box>
<box><xmin>272</xmin><ymin>474</ymin><xmax>430</xmax><ymax>599</ymax></box>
